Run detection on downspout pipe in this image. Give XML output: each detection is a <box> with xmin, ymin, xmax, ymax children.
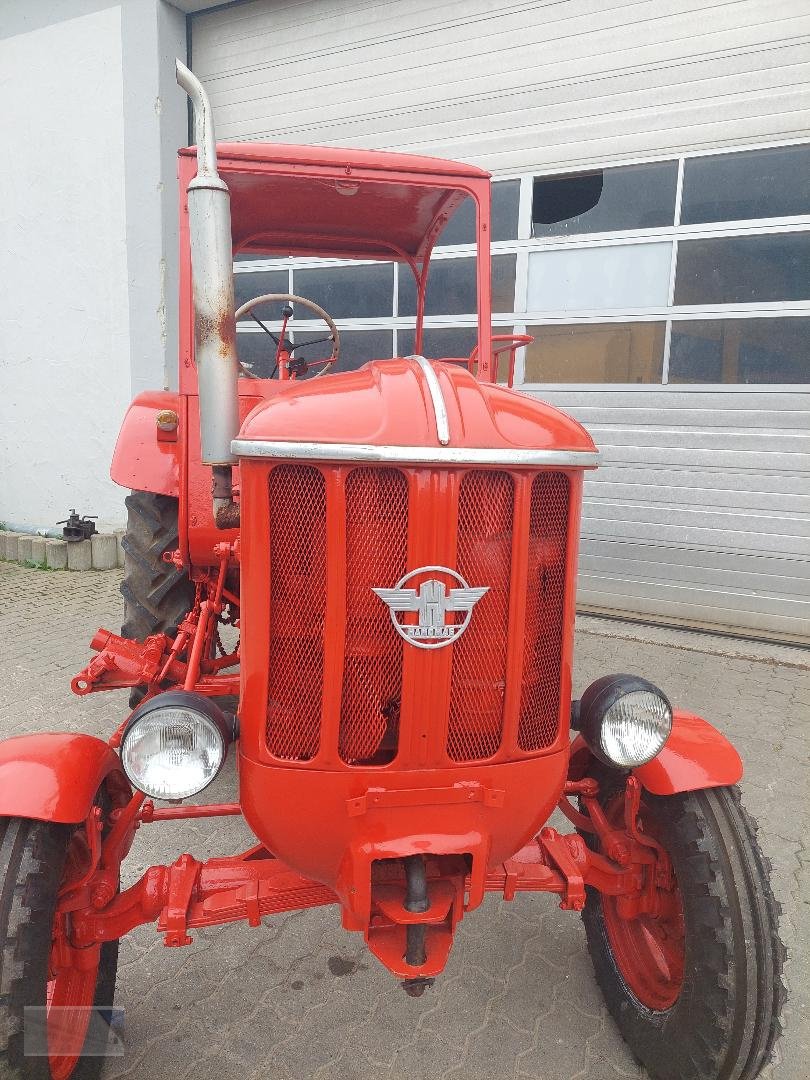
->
<box><xmin>175</xmin><ymin>59</ymin><xmax>240</xmax><ymax>528</ymax></box>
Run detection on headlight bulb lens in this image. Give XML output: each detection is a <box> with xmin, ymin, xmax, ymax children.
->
<box><xmin>120</xmin><ymin>694</ymin><xmax>229</xmax><ymax>800</ymax></box>
<box><xmin>599</xmin><ymin>690</ymin><xmax>672</xmax><ymax>767</ymax></box>
<box><xmin>577</xmin><ymin>675</ymin><xmax>673</xmax><ymax>769</ymax></box>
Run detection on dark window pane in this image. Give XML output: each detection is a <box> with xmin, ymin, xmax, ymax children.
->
<box><xmin>681</xmin><ymin>144</ymin><xmax>810</xmax><ymax>224</ymax></box>
<box><xmin>398</xmin><ymin>326</ymin><xmax>478</xmax><ymax>359</ymax></box>
<box><xmin>669</xmin><ymin>318</ymin><xmax>810</xmax><ymax>384</ymax></box>
<box><xmin>674</xmin><ymin>233</ymin><xmax>810</xmax><ymax>305</ymax></box>
<box><xmin>293</xmin><ymin>263</ymin><xmax>393</xmax><ymax>319</ymax></box>
<box><xmin>234</xmin><ymin>269</ymin><xmax>288</xmax><ymax>311</ymax></box>
<box><xmin>236</xmin><ymin>329</ymin><xmax>281</xmax><ymax>377</ymax></box>
<box><xmin>398</xmin><ymin>326</ymin><xmax>518</xmax><ymax>383</ymax></box>
<box><xmin>532</xmin><ymin>161</ymin><xmax>678</xmax><ymax>237</ymax></box>
<box><xmin>524</xmin><ymin>322</ymin><xmax>665</xmax><ymax>383</ymax></box>
<box><xmin>436</xmin><ymin>180</ymin><xmax>520</xmax><ymax>246</ymax></box>
<box><xmin>398</xmin><ymin>254</ymin><xmax>515</xmax><ymax>316</ymax></box>
<box><xmin>236</xmin><ymin>329</ymin><xmax>394</xmax><ymax>379</ymax></box>
<box><xmin>294</xmin><ymin>329</ymin><xmax>394</xmax><ymax>374</ymax></box>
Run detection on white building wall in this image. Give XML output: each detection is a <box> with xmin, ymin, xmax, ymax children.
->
<box><xmin>0</xmin><ymin>0</ymin><xmax>187</xmax><ymax>532</ymax></box>
<box><xmin>0</xmin><ymin>4</ymin><xmax>132</xmax><ymax>530</ymax></box>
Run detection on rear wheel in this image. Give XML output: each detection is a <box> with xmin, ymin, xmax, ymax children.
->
<box><xmin>121</xmin><ymin>491</ymin><xmax>195</xmax><ymax>707</ymax></box>
<box><xmin>0</xmin><ymin>815</ymin><xmax>119</xmax><ymax>1079</ymax></box>
<box><xmin>582</xmin><ymin>778</ymin><xmax>785</xmax><ymax>1080</ymax></box>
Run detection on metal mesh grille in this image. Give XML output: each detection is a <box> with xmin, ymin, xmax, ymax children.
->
<box><xmin>340</xmin><ymin>468</ymin><xmax>408</xmax><ymax>764</ymax></box>
<box><xmin>266</xmin><ymin>465</ymin><xmax>326</xmax><ymax>760</ymax></box>
<box><xmin>517</xmin><ymin>472</ymin><xmax>569</xmax><ymax>752</ymax></box>
<box><xmin>447</xmin><ymin>471</ymin><xmax>514</xmax><ymax>762</ymax></box>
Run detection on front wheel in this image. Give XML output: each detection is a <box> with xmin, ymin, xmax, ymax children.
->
<box><xmin>0</xmin><ymin>816</ymin><xmax>119</xmax><ymax>1080</ymax></box>
<box><xmin>583</xmin><ymin>781</ymin><xmax>785</xmax><ymax>1080</ymax></box>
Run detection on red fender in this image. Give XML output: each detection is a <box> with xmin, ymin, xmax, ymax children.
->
<box><xmin>110</xmin><ymin>390</ymin><xmax>181</xmax><ymax>497</ymax></box>
<box><xmin>569</xmin><ymin>709</ymin><xmax>743</xmax><ymax>796</ymax></box>
<box><xmin>0</xmin><ymin>734</ymin><xmax>129</xmax><ymax>824</ymax></box>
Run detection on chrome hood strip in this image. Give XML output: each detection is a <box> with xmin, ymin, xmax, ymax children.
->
<box><xmin>407</xmin><ymin>354</ymin><xmax>450</xmax><ymax>445</ymax></box>
<box><xmin>231</xmin><ymin>439</ymin><xmax>599</xmax><ymax>467</ymax></box>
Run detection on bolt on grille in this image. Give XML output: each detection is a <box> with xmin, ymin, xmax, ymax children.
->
<box><xmin>266</xmin><ymin>465</ymin><xmax>326</xmax><ymax>760</ymax></box>
<box><xmin>339</xmin><ymin>468</ymin><xmax>409</xmax><ymax>764</ymax></box>
<box><xmin>518</xmin><ymin>472</ymin><xmax>569</xmax><ymax>752</ymax></box>
<box><xmin>447</xmin><ymin>471</ymin><xmax>514</xmax><ymax>761</ymax></box>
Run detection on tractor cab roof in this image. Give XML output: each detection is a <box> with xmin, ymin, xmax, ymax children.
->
<box><xmin>179</xmin><ymin>142</ymin><xmax>491</xmax><ymax>263</ymax></box>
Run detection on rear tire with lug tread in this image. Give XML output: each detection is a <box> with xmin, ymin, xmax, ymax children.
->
<box><xmin>0</xmin><ymin>815</ymin><xmax>119</xmax><ymax>1080</ymax></box>
<box><xmin>120</xmin><ymin>491</ymin><xmax>195</xmax><ymax>709</ymax></box>
<box><xmin>582</xmin><ymin>773</ymin><xmax>785</xmax><ymax>1080</ymax></box>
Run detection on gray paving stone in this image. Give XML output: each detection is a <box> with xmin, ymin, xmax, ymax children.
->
<box><xmin>44</xmin><ymin>535</ymin><xmax>68</xmax><ymax>570</ymax></box>
<box><xmin>15</xmin><ymin>534</ymin><xmax>35</xmax><ymax>563</ymax></box>
<box><xmin>1</xmin><ymin>532</ymin><xmax>19</xmax><ymax>561</ymax></box>
<box><xmin>92</xmin><ymin>532</ymin><xmax>119</xmax><ymax>570</ymax></box>
<box><xmin>67</xmin><ymin>538</ymin><xmax>92</xmax><ymax>571</ymax></box>
<box><xmin>0</xmin><ymin>561</ymin><xmax>805</xmax><ymax>1080</ymax></box>
<box><xmin>30</xmin><ymin>537</ymin><xmax>46</xmax><ymax>565</ymax></box>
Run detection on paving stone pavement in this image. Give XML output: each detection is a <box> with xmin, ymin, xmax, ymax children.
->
<box><xmin>0</xmin><ymin>560</ymin><xmax>807</xmax><ymax>1080</ymax></box>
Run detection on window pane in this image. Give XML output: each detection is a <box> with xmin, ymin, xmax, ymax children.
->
<box><xmin>669</xmin><ymin>318</ymin><xmax>810</xmax><ymax>384</ymax></box>
<box><xmin>295</xmin><ymin>329</ymin><xmax>395</xmax><ymax>373</ymax></box>
<box><xmin>399</xmin><ymin>254</ymin><xmax>515</xmax><ymax>316</ymax></box>
<box><xmin>398</xmin><ymin>326</ymin><xmax>518</xmax><ymax>383</ymax></box>
<box><xmin>674</xmin><ymin>233</ymin><xmax>810</xmax><ymax>305</ymax></box>
<box><xmin>398</xmin><ymin>326</ymin><xmax>478</xmax><ymax>358</ymax></box>
<box><xmin>524</xmin><ymin>322</ymin><xmax>665</xmax><ymax>383</ymax></box>
<box><xmin>436</xmin><ymin>180</ymin><xmax>520</xmax><ymax>246</ymax></box>
<box><xmin>681</xmin><ymin>144</ymin><xmax>810</xmax><ymax>224</ymax></box>
<box><xmin>236</xmin><ymin>330</ymin><xmax>281</xmax><ymax>377</ymax></box>
<box><xmin>237</xmin><ymin>329</ymin><xmax>394</xmax><ymax>379</ymax></box>
<box><xmin>532</xmin><ymin>161</ymin><xmax>678</xmax><ymax>237</ymax></box>
<box><xmin>527</xmin><ymin>243</ymin><xmax>672</xmax><ymax>311</ymax></box>
<box><xmin>293</xmin><ymin>262</ymin><xmax>393</xmax><ymax>319</ymax></box>
<box><xmin>234</xmin><ymin>269</ymin><xmax>288</xmax><ymax>311</ymax></box>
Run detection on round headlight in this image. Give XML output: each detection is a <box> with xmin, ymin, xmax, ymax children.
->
<box><xmin>577</xmin><ymin>675</ymin><xmax>672</xmax><ymax>768</ymax></box>
<box><xmin>121</xmin><ymin>692</ymin><xmax>230</xmax><ymax>800</ymax></box>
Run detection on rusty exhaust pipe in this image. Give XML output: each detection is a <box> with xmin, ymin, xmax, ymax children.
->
<box><xmin>176</xmin><ymin>59</ymin><xmax>240</xmax><ymax>528</ymax></box>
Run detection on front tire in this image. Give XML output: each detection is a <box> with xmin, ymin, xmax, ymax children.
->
<box><xmin>583</xmin><ymin>780</ymin><xmax>785</xmax><ymax>1080</ymax></box>
<box><xmin>0</xmin><ymin>816</ymin><xmax>119</xmax><ymax>1080</ymax></box>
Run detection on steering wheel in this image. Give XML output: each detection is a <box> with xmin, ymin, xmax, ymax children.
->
<box><xmin>234</xmin><ymin>293</ymin><xmax>340</xmax><ymax>380</ymax></box>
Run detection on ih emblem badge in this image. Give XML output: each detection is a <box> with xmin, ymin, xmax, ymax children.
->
<box><xmin>372</xmin><ymin>565</ymin><xmax>489</xmax><ymax>650</ymax></box>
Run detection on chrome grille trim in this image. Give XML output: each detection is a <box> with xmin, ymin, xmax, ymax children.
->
<box><xmin>233</xmin><ymin>439</ymin><xmax>599</xmax><ymax>467</ymax></box>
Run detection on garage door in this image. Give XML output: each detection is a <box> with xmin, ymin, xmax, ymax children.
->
<box><xmin>191</xmin><ymin>0</ymin><xmax>810</xmax><ymax>643</ymax></box>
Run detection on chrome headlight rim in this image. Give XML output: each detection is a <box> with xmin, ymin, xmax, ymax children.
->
<box><xmin>120</xmin><ymin>691</ymin><xmax>231</xmax><ymax>801</ymax></box>
<box><xmin>576</xmin><ymin>674</ymin><xmax>672</xmax><ymax>769</ymax></box>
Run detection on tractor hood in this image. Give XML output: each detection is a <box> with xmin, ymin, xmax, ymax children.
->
<box><xmin>231</xmin><ymin>358</ymin><xmax>599</xmax><ymax>465</ymax></box>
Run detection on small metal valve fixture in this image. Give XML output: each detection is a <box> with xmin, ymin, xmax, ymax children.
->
<box><xmin>57</xmin><ymin>509</ymin><xmax>98</xmax><ymax>542</ymax></box>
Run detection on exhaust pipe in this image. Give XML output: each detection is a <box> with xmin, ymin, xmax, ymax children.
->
<box><xmin>176</xmin><ymin>59</ymin><xmax>240</xmax><ymax>528</ymax></box>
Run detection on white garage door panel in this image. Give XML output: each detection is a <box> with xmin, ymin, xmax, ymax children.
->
<box><xmin>578</xmin><ymin>580</ymin><xmax>810</xmax><ymax>640</ymax></box>
<box><xmin>192</xmin><ymin>0</ymin><xmax>810</xmax><ymax>172</ymax></box>
<box><xmin>580</xmin><ymin>542</ymin><xmax>810</xmax><ymax>592</ymax></box>
<box><xmin>542</xmin><ymin>389</ymin><xmax>810</xmax><ymax>638</ymax></box>
<box><xmin>587</xmin><ymin>480</ymin><xmax>809</xmax><ymax>516</ymax></box>
<box><xmin>204</xmin><ymin>43</ymin><xmax>810</xmax><ymax>141</ymax></box>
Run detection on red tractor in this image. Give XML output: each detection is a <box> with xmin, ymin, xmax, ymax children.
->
<box><xmin>0</xmin><ymin>62</ymin><xmax>784</xmax><ymax>1080</ymax></box>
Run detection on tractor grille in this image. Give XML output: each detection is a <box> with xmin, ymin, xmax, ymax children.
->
<box><xmin>266</xmin><ymin>465</ymin><xmax>326</xmax><ymax>760</ymax></box>
<box><xmin>266</xmin><ymin>465</ymin><xmax>569</xmax><ymax>764</ymax></box>
<box><xmin>448</xmin><ymin>471</ymin><xmax>514</xmax><ymax>761</ymax></box>
<box><xmin>518</xmin><ymin>472</ymin><xmax>570</xmax><ymax>751</ymax></box>
<box><xmin>340</xmin><ymin>468</ymin><xmax>408</xmax><ymax>764</ymax></box>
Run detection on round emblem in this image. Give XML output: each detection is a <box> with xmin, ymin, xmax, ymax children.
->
<box><xmin>372</xmin><ymin>565</ymin><xmax>489</xmax><ymax>650</ymax></box>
